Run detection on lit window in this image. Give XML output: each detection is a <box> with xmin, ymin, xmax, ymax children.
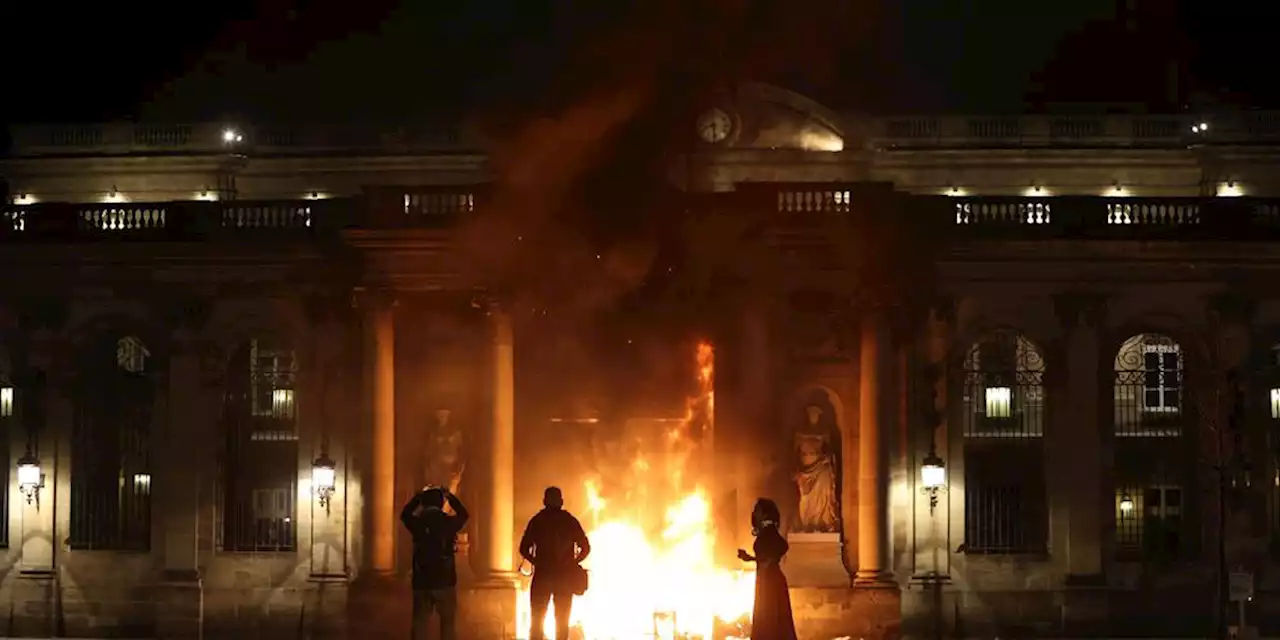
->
<box><xmin>1270</xmin><ymin>388</ymin><xmax>1280</xmax><ymax>420</ymax></box>
<box><xmin>985</xmin><ymin>386</ymin><xmax>1012</xmax><ymax>418</ymax></box>
<box><xmin>250</xmin><ymin>340</ymin><xmax>297</xmax><ymax>421</ymax></box>
<box><xmin>0</xmin><ymin>386</ymin><xmax>12</xmax><ymax>418</ymax></box>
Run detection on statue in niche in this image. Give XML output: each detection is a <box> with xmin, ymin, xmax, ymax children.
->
<box><xmin>792</xmin><ymin>402</ymin><xmax>840</xmax><ymax>533</ymax></box>
<box><xmin>425</xmin><ymin>408</ymin><xmax>465</xmax><ymax>496</ymax></box>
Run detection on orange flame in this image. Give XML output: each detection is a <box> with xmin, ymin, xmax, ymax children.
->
<box><xmin>516</xmin><ymin>341</ymin><xmax>751</xmax><ymax>639</ymax></box>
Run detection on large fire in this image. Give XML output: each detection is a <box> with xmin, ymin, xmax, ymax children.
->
<box><xmin>516</xmin><ymin>341</ymin><xmax>756</xmax><ymax>639</ymax></box>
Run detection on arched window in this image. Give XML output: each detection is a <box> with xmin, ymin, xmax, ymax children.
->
<box><xmin>960</xmin><ymin>329</ymin><xmax>1047</xmax><ymax>554</ymax></box>
<box><xmin>218</xmin><ymin>338</ymin><xmax>298</xmax><ymax>552</ymax></box>
<box><xmin>1112</xmin><ymin>333</ymin><xmax>1188</xmax><ymax>559</ymax></box>
<box><xmin>70</xmin><ymin>335</ymin><xmax>154</xmax><ymax>550</ymax></box>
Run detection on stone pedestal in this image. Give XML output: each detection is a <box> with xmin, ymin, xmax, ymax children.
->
<box><xmin>7</xmin><ymin>572</ymin><xmax>56</xmax><ymax>638</ymax></box>
<box><xmin>784</xmin><ymin>533</ymin><xmax>850</xmax><ymax>587</ymax></box>
<box><xmin>790</xmin><ymin>585</ymin><xmax>902</xmax><ymax>640</ymax></box>
<box><xmin>155</xmin><ymin>578</ymin><xmax>204</xmax><ymax>640</ymax></box>
<box><xmin>458</xmin><ymin>580</ymin><xmax>519</xmax><ymax>640</ymax></box>
<box><xmin>347</xmin><ymin>574</ymin><xmax>410</xmax><ymax>639</ymax></box>
<box><xmin>303</xmin><ymin>577</ymin><xmax>350</xmax><ymax>640</ymax></box>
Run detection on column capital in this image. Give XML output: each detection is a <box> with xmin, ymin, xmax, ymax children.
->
<box><xmin>169</xmin><ymin>336</ymin><xmax>226</xmax><ymax>389</ymax></box>
<box><xmin>1053</xmin><ymin>291</ymin><xmax>1107</xmax><ymax>332</ymax></box>
<box><xmin>352</xmin><ymin>287</ymin><xmax>398</xmax><ymax>312</ymax></box>
<box><xmin>303</xmin><ymin>291</ymin><xmax>352</xmax><ymax>326</ymax></box>
<box><xmin>1205</xmin><ymin>291</ymin><xmax>1257</xmax><ymax>326</ymax></box>
<box><xmin>155</xmin><ymin>295</ymin><xmax>212</xmax><ymax>334</ymax></box>
<box><xmin>16</xmin><ymin>297</ymin><xmax>69</xmax><ymax>334</ymax></box>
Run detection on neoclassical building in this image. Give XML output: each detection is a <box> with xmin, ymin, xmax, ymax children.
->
<box><xmin>4</xmin><ymin>82</ymin><xmax>1280</xmax><ymax>638</ymax></box>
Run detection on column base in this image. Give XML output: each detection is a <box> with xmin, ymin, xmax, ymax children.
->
<box><xmin>460</xmin><ymin>575</ymin><xmax>519</xmax><ymax>640</ymax></box>
<box><xmin>347</xmin><ymin>572</ymin><xmax>410</xmax><ymax>639</ymax></box>
<box><xmin>854</xmin><ymin>570</ymin><xmax>897</xmax><ymax>587</ymax></box>
<box><xmin>1064</xmin><ymin>572</ymin><xmax>1106</xmax><ymax>587</ymax></box>
<box><xmin>155</xmin><ymin>578</ymin><xmax>204</xmax><ymax>640</ymax></box>
<box><xmin>474</xmin><ymin>570</ymin><xmax>520</xmax><ymax>587</ymax></box>
<box><xmin>162</xmin><ymin>568</ymin><xmax>202</xmax><ymax>583</ymax></box>
<box><xmin>9</xmin><ymin>570</ymin><xmax>55</xmax><ymax>639</ymax></box>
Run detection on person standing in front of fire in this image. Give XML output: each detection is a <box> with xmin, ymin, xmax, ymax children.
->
<box><xmin>738</xmin><ymin>498</ymin><xmax>799</xmax><ymax>640</ymax></box>
<box><xmin>519</xmin><ymin>486</ymin><xmax>592</xmax><ymax>640</ymax></box>
<box><xmin>400</xmin><ymin>482</ymin><xmax>469</xmax><ymax>640</ymax></box>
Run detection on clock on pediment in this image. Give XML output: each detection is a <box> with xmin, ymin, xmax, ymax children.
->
<box><xmin>696</xmin><ymin>107</ymin><xmax>734</xmax><ymax>145</ymax></box>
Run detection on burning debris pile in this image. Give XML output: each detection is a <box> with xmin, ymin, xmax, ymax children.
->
<box><xmin>516</xmin><ymin>341</ymin><xmax>757</xmax><ymax>640</ymax></box>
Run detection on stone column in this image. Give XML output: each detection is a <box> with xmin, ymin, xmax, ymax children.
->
<box><xmin>478</xmin><ymin>300</ymin><xmax>516</xmax><ymax>582</ymax></box>
<box><xmin>738</xmin><ymin>298</ymin><xmax>771</xmax><ymax>549</ymax></box>
<box><xmin>856</xmin><ymin>310</ymin><xmax>892</xmax><ymax>584</ymax></box>
<box><xmin>364</xmin><ymin>292</ymin><xmax>397</xmax><ymax>574</ymax></box>
<box><xmin>1053</xmin><ymin>293</ymin><xmax>1106</xmax><ymax>581</ymax></box>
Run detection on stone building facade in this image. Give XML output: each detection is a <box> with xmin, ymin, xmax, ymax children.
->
<box><xmin>3</xmin><ymin>83</ymin><xmax>1280</xmax><ymax>638</ymax></box>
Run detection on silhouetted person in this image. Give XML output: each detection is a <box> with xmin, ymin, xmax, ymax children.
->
<box><xmin>401</xmin><ymin>485</ymin><xmax>469</xmax><ymax>640</ymax></box>
<box><xmin>519</xmin><ymin>486</ymin><xmax>591</xmax><ymax>640</ymax></box>
<box><xmin>737</xmin><ymin>498</ymin><xmax>798</xmax><ymax>640</ymax></box>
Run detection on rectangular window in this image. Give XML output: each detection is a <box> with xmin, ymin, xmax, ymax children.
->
<box><xmin>963</xmin><ymin>442</ymin><xmax>1047</xmax><ymax>554</ymax></box>
<box><xmin>1115</xmin><ymin>485</ymin><xmax>1183</xmax><ymax>558</ymax></box>
<box><xmin>1142</xmin><ymin>344</ymin><xmax>1181</xmax><ymax>413</ymax></box>
<box><xmin>220</xmin><ymin>339</ymin><xmax>299</xmax><ymax>552</ymax></box>
<box><xmin>250</xmin><ymin>340</ymin><xmax>296</xmax><ymax>421</ymax></box>
<box><xmin>69</xmin><ymin>369</ymin><xmax>152</xmax><ymax>551</ymax></box>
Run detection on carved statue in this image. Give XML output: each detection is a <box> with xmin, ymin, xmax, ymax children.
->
<box><xmin>425</xmin><ymin>408</ymin><xmax>465</xmax><ymax>495</ymax></box>
<box><xmin>793</xmin><ymin>404</ymin><xmax>840</xmax><ymax>533</ymax></box>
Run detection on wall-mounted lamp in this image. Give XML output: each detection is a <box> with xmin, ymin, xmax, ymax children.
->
<box><xmin>17</xmin><ymin>451</ymin><xmax>43</xmax><ymax>505</ymax></box>
<box><xmin>222</xmin><ymin>128</ymin><xmax>244</xmax><ymax>145</ymax></box>
<box><xmin>12</xmin><ymin>193</ymin><xmax>34</xmax><ymax>206</ymax></box>
<box><xmin>1022</xmin><ymin>184</ymin><xmax>1046</xmax><ymax>197</ymax></box>
<box><xmin>196</xmin><ymin>188</ymin><xmax>217</xmax><ymax>202</ymax></box>
<box><xmin>1218</xmin><ymin>181</ymin><xmax>1244</xmax><ymax>198</ymax></box>
<box><xmin>313</xmin><ymin>453</ymin><xmax>336</xmax><ymax>510</ymax></box>
<box><xmin>946</xmin><ymin>186</ymin><xmax>966</xmax><ymax>197</ymax></box>
<box><xmin>920</xmin><ymin>449</ymin><xmax>947</xmax><ymax>515</ymax></box>
<box><xmin>1111</xmin><ymin>182</ymin><xmax>1129</xmax><ymax>197</ymax></box>
<box><xmin>103</xmin><ymin>186</ymin><xmax>125</xmax><ymax>204</ymax></box>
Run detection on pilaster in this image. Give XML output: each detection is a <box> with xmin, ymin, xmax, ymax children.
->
<box><xmin>911</xmin><ymin>300</ymin><xmax>953</xmax><ymax>582</ymax></box>
<box><xmin>307</xmin><ymin>316</ymin><xmax>351</xmax><ymax>580</ymax></box>
<box><xmin>160</xmin><ymin>333</ymin><xmax>219</xmax><ymax>583</ymax></box>
<box><xmin>1052</xmin><ymin>291</ymin><xmax>1107</xmax><ymax>581</ymax></box>
<box><xmin>21</xmin><ymin>329</ymin><xmax>66</xmax><ymax>577</ymax></box>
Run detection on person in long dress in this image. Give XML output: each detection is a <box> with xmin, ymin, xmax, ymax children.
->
<box><xmin>737</xmin><ymin>498</ymin><xmax>799</xmax><ymax>640</ymax></box>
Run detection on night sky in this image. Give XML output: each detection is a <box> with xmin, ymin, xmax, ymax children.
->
<box><xmin>3</xmin><ymin>0</ymin><xmax>1277</xmax><ymax>124</ymax></box>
